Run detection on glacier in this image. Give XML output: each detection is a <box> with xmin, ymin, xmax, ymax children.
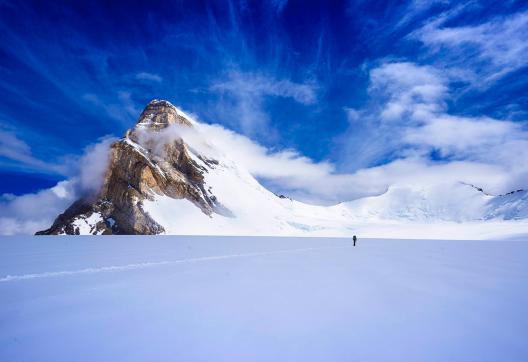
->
<box><xmin>1</xmin><ymin>235</ymin><xmax>527</xmax><ymax>361</ymax></box>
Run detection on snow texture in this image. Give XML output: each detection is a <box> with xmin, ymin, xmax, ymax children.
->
<box><xmin>68</xmin><ymin>212</ymin><xmax>103</xmax><ymax>235</ymax></box>
<box><xmin>1</xmin><ymin>235</ymin><xmax>528</xmax><ymax>362</ymax></box>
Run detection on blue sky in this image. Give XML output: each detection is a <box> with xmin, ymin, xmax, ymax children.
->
<box><xmin>1</xmin><ymin>0</ymin><xmax>527</xmax><ymax>201</ymax></box>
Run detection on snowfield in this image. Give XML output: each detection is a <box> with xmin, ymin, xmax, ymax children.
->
<box><xmin>1</xmin><ymin>236</ymin><xmax>528</xmax><ymax>361</ymax></box>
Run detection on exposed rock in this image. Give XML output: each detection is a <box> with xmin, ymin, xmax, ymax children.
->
<box><xmin>276</xmin><ymin>194</ymin><xmax>292</xmax><ymax>201</ymax></box>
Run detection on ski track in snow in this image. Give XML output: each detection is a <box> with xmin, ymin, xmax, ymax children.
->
<box><xmin>0</xmin><ymin>246</ymin><xmax>352</xmax><ymax>283</ymax></box>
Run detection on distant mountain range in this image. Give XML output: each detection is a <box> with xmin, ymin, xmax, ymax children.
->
<box><xmin>37</xmin><ymin>100</ymin><xmax>528</xmax><ymax>238</ymax></box>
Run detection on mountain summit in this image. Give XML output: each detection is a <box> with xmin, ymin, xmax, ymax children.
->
<box><xmin>38</xmin><ymin>100</ymin><xmax>227</xmax><ymax>235</ymax></box>
<box><xmin>134</xmin><ymin>99</ymin><xmax>192</xmax><ymax>129</ymax></box>
<box><xmin>37</xmin><ymin>100</ymin><xmax>528</xmax><ymax>238</ymax></box>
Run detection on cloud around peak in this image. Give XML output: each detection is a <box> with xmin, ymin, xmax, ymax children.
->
<box><xmin>0</xmin><ymin>136</ymin><xmax>116</xmax><ymax>235</ymax></box>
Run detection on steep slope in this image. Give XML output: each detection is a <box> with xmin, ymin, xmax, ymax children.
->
<box><xmin>37</xmin><ymin>100</ymin><xmax>528</xmax><ymax>238</ymax></box>
<box><xmin>37</xmin><ymin>100</ymin><xmax>229</xmax><ymax>235</ymax></box>
<box><xmin>484</xmin><ymin>189</ymin><xmax>528</xmax><ymax>220</ymax></box>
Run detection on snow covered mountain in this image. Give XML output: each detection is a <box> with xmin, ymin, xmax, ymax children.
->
<box><xmin>37</xmin><ymin>100</ymin><xmax>528</xmax><ymax>238</ymax></box>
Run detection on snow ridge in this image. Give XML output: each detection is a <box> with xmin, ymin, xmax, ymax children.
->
<box><xmin>0</xmin><ymin>246</ymin><xmax>353</xmax><ymax>283</ymax></box>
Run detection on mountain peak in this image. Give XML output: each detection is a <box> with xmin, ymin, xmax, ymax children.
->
<box><xmin>135</xmin><ymin>99</ymin><xmax>192</xmax><ymax>131</ymax></box>
<box><xmin>37</xmin><ymin>99</ymin><xmax>222</xmax><ymax>235</ymax></box>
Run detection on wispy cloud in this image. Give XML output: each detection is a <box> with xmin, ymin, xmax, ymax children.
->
<box><xmin>82</xmin><ymin>92</ymin><xmax>141</xmax><ymax>126</ymax></box>
<box><xmin>340</xmin><ymin>60</ymin><xmax>528</xmax><ymax>194</ymax></box>
<box><xmin>210</xmin><ymin>70</ymin><xmax>318</xmax><ymax>136</ymax></box>
<box><xmin>335</xmin><ymin>62</ymin><xmax>449</xmax><ymax>170</ymax></box>
<box><xmin>211</xmin><ymin>71</ymin><xmax>317</xmax><ymax>105</ymax></box>
<box><xmin>0</xmin><ymin>128</ymin><xmax>68</xmax><ymax>174</ymax></box>
<box><xmin>395</xmin><ymin>0</ymin><xmax>452</xmax><ymax>29</ymax></box>
<box><xmin>369</xmin><ymin>62</ymin><xmax>448</xmax><ymax>122</ymax></box>
<box><xmin>135</xmin><ymin>72</ymin><xmax>163</xmax><ymax>83</ymax></box>
<box><xmin>0</xmin><ymin>135</ymin><xmax>116</xmax><ymax>234</ymax></box>
<box><xmin>0</xmin><ymin>181</ymin><xmax>75</xmax><ymax>235</ymax></box>
<box><xmin>77</xmin><ymin>136</ymin><xmax>116</xmax><ymax>194</ymax></box>
<box><xmin>131</xmin><ymin>110</ymin><xmax>523</xmax><ymax>205</ymax></box>
<box><xmin>414</xmin><ymin>10</ymin><xmax>528</xmax><ymax>85</ymax></box>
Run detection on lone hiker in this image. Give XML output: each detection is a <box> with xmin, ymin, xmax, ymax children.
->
<box><xmin>353</xmin><ymin>235</ymin><xmax>357</xmax><ymax>246</ymax></box>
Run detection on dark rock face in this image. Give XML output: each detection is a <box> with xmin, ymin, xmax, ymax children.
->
<box><xmin>276</xmin><ymin>194</ymin><xmax>292</xmax><ymax>201</ymax></box>
<box><xmin>37</xmin><ymin>100</ymin><xmax>228</xmax><ymax>235</ymax></box>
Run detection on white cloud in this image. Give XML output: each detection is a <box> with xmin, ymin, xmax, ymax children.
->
<box><xmin>370</xmin><ymin>62</ymin><xmax>528</xmax><ymax>182</ymax></box>
<box><xmin>0</xmin><ymin>181</ymin><xmax>75</xmax><ymax>235</ymax></box>
<box><xmin>133</xmin><ymin>117</ymin><xmax>366</xmax><ymax>204</ymax></box>
<box><xmin>0</xmin><ymin>136</ymin><xmax>116</xmax><ymax>235</ymax></box>
<box><xmin>0</xmin><ymin>128</ymin><xmax>68</xmax><ymax>174</ymax></box>
<box><xmin>198</xmin><ymin>123</ymin><xmax>332</xmax><ymax>178</ymax></box>
<box><xmin>404</xmin><ymin>115</ymin><xmax>525</xmax><ymax>157</ymax></box>
<box><xmin>77</xmin><ymin>136</ymin><xmax>117</xmax><ymax>194</ymax></box>
<box><xmin>414</xmin><ymin>10</ymin><xmax>528</xmax><ymax>84</ymax></box>
<box><xmin>344</xmin><ymin>107</ymin><xmax>361</xmax><ymax>122</ymax></box>
<box><xmin>133</xmin><ymin>119</ymin><xmax>344</xmax><ymax>202</ymax></box>
<box><xmin>395</xmin><ymin>0</ymin><xmax>453</xmax><ymax>28</ymax></box>
<box><xmin>210</xmin><ymin>71</ymin><xmax>317</xmax><ymax>136</ymax></box>
<box><xmin>135</xmin><ymin>72</ymin><xmax>163</xmax><ymax>83</ymax></box>
<box><xmin>142</xmin><ymin>115</ymin><xmax>514</xmax><ymax>205</ymax></box>
<box><xmin>369</xmin><ymin>62</ymin><xmax>448</xmax><ymax>122</ymax></box>
<box><xmin>335</xmin><ymin>62</ymin><xmax>450</xmax><ymax>169</ymax></box>
<box><xmin>340</xmin><ymin>60</ymin><xmax>528</xmax><ymax>196</ymax></box>
<box><xmin>203</xmin><ymin>120</ymin><xmax>517</xmax><ymax>201</ymax></box>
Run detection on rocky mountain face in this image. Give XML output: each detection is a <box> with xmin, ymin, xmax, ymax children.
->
<box><xmin>37</xmin><ymin>100</ymin><xmax>227</xmax><ymax>235</ymax></box>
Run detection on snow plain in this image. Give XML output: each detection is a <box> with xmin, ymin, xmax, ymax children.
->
<box><xmin>1</xmin><ymin>236</ymin><xmax>527</xmax><ymax>362</ymax></box>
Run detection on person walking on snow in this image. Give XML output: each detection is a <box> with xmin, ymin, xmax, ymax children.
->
<box><xmin>353</xmin><ymin>235</ymin><xmax>357</xmax><ymax>246</ymax></box>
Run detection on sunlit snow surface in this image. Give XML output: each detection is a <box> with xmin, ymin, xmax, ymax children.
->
<box><xmin>1</xmin><ymin>236</ymin><xmax>528</xmax><ymax>361</ymax></box>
